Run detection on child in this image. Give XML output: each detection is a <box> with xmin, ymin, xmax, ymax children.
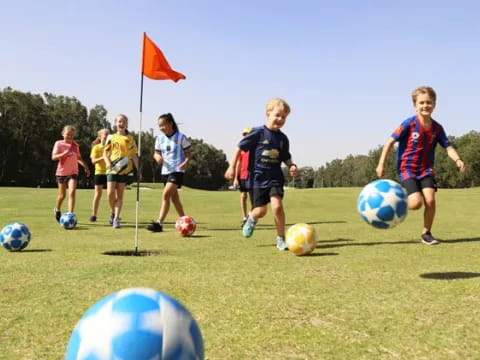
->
<box><xmin>376</xmin><ymin>86</ymin><xmax>465</xmax><ymax>245</ymax></box>
<box><xmin>233</xmin><ymin>127</ymin><xmax>253</xmax><ymax>228</ymax></box>
<box><xmin>225</xmin><ymin>98</ymin><xmax>298</xmax><ymax>250</ymax></box>
<box><xmin>89</xmin><ymin>128</ymin><xmax>110</xmax><ymax>222</ymax></box>
<box><xmin>147</xmin><ymin>113</ymin><xmax>192</xmax><ymax>232</ymax></box>
<box><xmin>103</xmin><ymin>114</ymin><xmax>140</xmax><ymax>229</ymax></box>
<box><xmin>51</xmin><ymin>125</ymin><xmax>91</xmax><ymax>221</ymax></box>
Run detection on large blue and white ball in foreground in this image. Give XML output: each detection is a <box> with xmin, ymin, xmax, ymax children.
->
<box><xmin>65</xmin><ymin>287</ymin><xmax>204</xmax><ymax>360</ymax></box>
<box><xmin>0</xmin><ymin>222</ymin><xmax>31</xmax><ymax>251</ymax></box>
<box><xmin>357</xmin><ymin>179</ymin><xmax>408</xmax><ymax>229</ymax></box>
<box><xmin>60</xmin><ymin>212</ymin><xmax>77</xmax><ymax>230</ymax></box>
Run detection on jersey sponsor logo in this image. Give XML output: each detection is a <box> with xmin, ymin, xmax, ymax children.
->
<box><xmin>411</xmin><ymin>132</ymin><xmax>420</xmax><ymax>142</ymax></box>
<box><xmin>262</xmin><ymin>139</ymin><xmax>269</xmax><ymax>145</ymax></box>
<box><xmin>261</xmin><ymin>149</ymin><xmax>279</xmax><ymax>159</ymax></box>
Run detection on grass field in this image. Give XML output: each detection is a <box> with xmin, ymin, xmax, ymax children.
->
<box><xmin>1</xmin><ymin>185</ymin><xmax>480</xmax><ymax>359</ymax></box>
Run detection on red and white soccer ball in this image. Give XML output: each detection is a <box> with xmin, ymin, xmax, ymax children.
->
<box><xmin>175</xmin><ymin>216</ymin><xmax>196</xmax><ymax>237</ymax></box>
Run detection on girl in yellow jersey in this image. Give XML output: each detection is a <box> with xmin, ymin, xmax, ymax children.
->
<box><xmin>103</xmin><ymin>114</ymin><xmax>140</xmax><ymax>229</ymax></box>
<box><xmin>89</xmin><ymin>128</ymin><xmax>110</xmax><ymax>222</ymax></box>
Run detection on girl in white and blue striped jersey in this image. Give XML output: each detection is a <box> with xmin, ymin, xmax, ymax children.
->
<box><xmin>147</xmin><ymin>113</ymin><xmax>192</xmax><ymax>232</ymax></box>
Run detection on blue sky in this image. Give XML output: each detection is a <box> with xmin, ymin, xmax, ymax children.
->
<box><xmin>1</xmin><ymin>0</ymin><xmax>479</xmax><ymax>167</ymax></box>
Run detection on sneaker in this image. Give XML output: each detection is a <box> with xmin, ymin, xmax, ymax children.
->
<box><xmin>276</xmin><ymin>236</ymin><xmax>288</xmax><ymax>251</ymax></box>
<box><xmin>421</xmin><ymin>231</ymin><xmax>440</xmax><ymax>245</ymax></box>
<box><xmin>89</xmin><ymin>215</ymin><xmax>97</xmax><ymax>222</ymax></box>
<box><xmin>241</xmin><ymin>218</ymin><xmax>247</xmax><ymax>229</ymax></box>
<box><xmin>242</xmin><ymin>216</ymin><xmax>256</xmax><ymax>238</ymax></box>
<box><xmin>109</xmin><ymin>212</ymin><xmax>115</xmax><ymax>225</ymax></box>
<box><xmin>113</xmin><ymin>218</ymin><xmax>120</xmax><ymax>229</ymax></box>
<box><xmin>54</xmin><ymin>208</ymin><xmax>61</xmax><ymax>223</ymax></box>
<box><xmin>146</xmin><ymin>221</ymin><xmax>163</xmax><ymax>232</ymax></box>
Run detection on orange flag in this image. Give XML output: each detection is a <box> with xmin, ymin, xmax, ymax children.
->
<box><xmin>142</xmin><ymin>33</ymin><xmax>186</xmax><ymax>82</ymax></box>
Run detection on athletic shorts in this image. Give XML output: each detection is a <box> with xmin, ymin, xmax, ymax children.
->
<box><xmin>238</xmin><ymin>179</ymin><xmax>249</xmax><ymax>193</ymax></box>
<box><xmin>402</xmin><ymin>176</ymin><xmax>437</xmax><ymax>195</ymax></box>
<box><xmin>56</xmin><ymin>174</ymin><xmax>78</xmax><ymax>184</ymax></box>
<box><xmin>250</xmin><ymin>186</ymin><xmax>284</xmax><ymax>208</ymax></box>
<box><xmin>161</xmin><ymin>172</ymin><xmax>184</xmax><ymax>188</ymax></box>
<box><xmin>94</xmin><ymin>174</ymin><xmax>107</xmax><ymax>186</ymax></box>
<box><xmin>107</xmin><ymin>173</ymin><xmax>132</xmax><ymax>183</ymax></box>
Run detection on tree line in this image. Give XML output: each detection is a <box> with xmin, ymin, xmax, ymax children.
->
<box><xmin>0</xmin><ymin>87</ymin><xmax>228</xmax><ymax>190</ymax></box>
<box><xmin>1</xmin><ymin>87</ymin><xmax>478</xmax><ymax>190</ymax></box>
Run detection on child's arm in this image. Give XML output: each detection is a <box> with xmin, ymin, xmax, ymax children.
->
<box><xmin>225</xmin><ymin>147</ymin><xmax>241</xmax><ymax>181</ymax></box>
<box><xmin>153</xmin><ymin>150</ymin><xmax>163</xmax><ymax>165</ymax></box>
<box><xmin>233</xmin><ymin>157</ymin><xmax>241</xmax><ymax>187</ymax></box>
<box><xmin>103</xmin><ymin>148</ymin><xmax>112</xmax><ymax>170</ymax></box>
<box><xmin>376</xmin><ymin>138</ymin><xmax>396</xmax><ymax>177</ymax></box>
<box><xmin>445</xmin><ymin>146</ymin><xmax>466</xmax><ymax>172</ymax></box>
<box><xmin>179</xmin><ymin>148</ymin><xmax>192</xmax><ymax>169</ymax></box>
<box><xmin>78</xmin><ymin>159</ymin><xmax>91</xmax><ymax>177</ymax></box>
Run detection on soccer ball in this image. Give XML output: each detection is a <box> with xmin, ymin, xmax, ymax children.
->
<box><xmin>176</xmin><ymin>216</ymin><xmax>196</xmax><ymax>237</ymax></box>
<box><xmin>286</xmin><ymin>223</ymin><xmax>317</xmax><ymax>256</ymax></box>
<box><xmin>60</xmin><ymin>212</ymin><xmax>77</xmax><ymax>230</ymax></box>
<box><xmin>0</xmin><ymin>222</ymin><xmax>31</xmax><ymax>251</ymax></box>
<box><xmin>357</xmin><ymin>179</ymin><xmax>408</xmax><ymax>229</ymax></box>
<box><xmin>65</xmin><ymin>287</ymin><xmax>204</xmax><ymax>360</ymax></box>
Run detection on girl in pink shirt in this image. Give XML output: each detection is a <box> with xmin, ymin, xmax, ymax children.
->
<box><xmin>51</xmin><ymin>125</ymin><xmax>90</xmax><ymax>222</ymax></box>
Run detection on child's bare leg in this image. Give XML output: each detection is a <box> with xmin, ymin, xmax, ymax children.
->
<box><xmin>407</xmin><ymin>192</ymin><xmax>423</xmax><ymax>210</ymax></box>
<box><xmin>422</xmin><ymin>188</ymin><xmax>436</xmax><ymax>233</ymax></box>
<box><xmin>67</xmin><ymin>178</ymin><xmax>77</xmax><ymax>213</ymax></box>
<box><xmin>270</xmin><ymin>195</ymin><xmax>285</xmax><ymax>237</ymax></box>
<box><xmin>56</xmin><ymin>182</ymin><xmax>67</xmax><ymax>210</ymax></box>
<box><xmin>92</xmin><ymin>185</ymin><xmax>103</xmax><ymax>216</ymax></box>
<box><xmin>158</xmin><ymin>182</ymin><xmax>177</xmax><ymax>222</ymax></box>
<box><xmin>114</xmin><ymin>183</ymin><xmax>126</xmax><ymax>219</ymax></box>
<box><xmin>171</xmin><ymin>187</ymin><xmax>185</xmax><ymax>218</ymax></box>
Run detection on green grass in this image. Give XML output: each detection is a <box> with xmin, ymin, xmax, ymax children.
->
<box><xmin>1</xmin><ymin>186</ymin><xmax>480</xmax><ymax>359</ymax></box>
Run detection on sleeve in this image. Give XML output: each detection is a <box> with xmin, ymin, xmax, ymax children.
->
<box><xmin>104</xmin><ymin>135</ymin><xmax>112</xmax><ymax>151</ymax></box>
<box><xmin>391</xmin><ymin>119</ymin><xmax>410</xmax><ymax>141</ymax></box>
<box><xmin>238</xmin><ymin>127</ymin><xmax>261</xmax><ymax>151</ymax></box>
<box><xmin>280</xmin><ymin>134</ymin><xmax>291</xmax><ymax>162</ymax></box>
<box><xmin>154</xmin><ymin>136</ymin><xmax>161</xmax><ymax>152</ymax></box>
<box><xmin>73</xmin><ymin>142</ymin><xmax>81</xmax><ymax>158</ymax></box>
<box><xmin>437</xmin><ymin>124</ymin><xmax>451</xmax><ymax>148</ymax></box>
<box><xmin>90</xmin><ymin>145</ymin><xmax>97</xmax><ymax>159</ymax></box>
<box><xmin>52</xmin><ymin>141</ymin><xmax>60</xmax><ymax>157</ymax></box>
<box><xmin>128</xmin><ymin>135</ymin><xmax>138</xmax><ymax>156</ymax></box>
<box><xmin>181</xmin><ymin>134</ymin><xmax>191</xmax><ymax>150</ymax></box>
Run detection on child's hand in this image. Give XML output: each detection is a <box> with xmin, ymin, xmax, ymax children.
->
<box><xmin>456</xmin><ymin>159</ymin><xmax>466</xmax><ymax>172</ymax></box>
<box><xmin>289</xmin><ymin>164</ymin><xmax>298</xmax><ymax>177</ymax></box>
<box><xmin>224</xmin><ymin>167</ymin><xmax>235</xmax><ymax>181</ymax></box>
<box><xmin>153</xmin><ymin>153</ymin><xmax>163</xmax><ymax>165</ymax></box>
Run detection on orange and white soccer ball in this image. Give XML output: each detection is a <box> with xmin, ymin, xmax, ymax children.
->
<box><xmin>285</xmin><ymin>223</ymin><xmax>317</xmax><ymax>256</ymax></box>
<box><xmin>175</xmin><ymin>216</ymin><xmax>196</xmax><ymax>237</ymax></box>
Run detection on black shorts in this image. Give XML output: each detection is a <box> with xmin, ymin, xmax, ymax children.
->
<box><xmin>56</xmin><ymin>174</ymin><xmax>78</xmax><ymax>184</ymax></box>
<box><xmin>94</xmin><ymin>174</ymin><xmax>107</xmax><ymax>186</ymax></box>
<box><xmin>162</xmin><ymin>172</ymin><xmax>184</xmax><ymax>188</ymax></box>
<box><xmin>402</xmin><ymin>176</ymin><xmax>437</xmax><ymax>195</ymax></box>
<box><xmin>238</xmin><ymin>179</ymin><xmax>249</xmax><ymax>193</ymax></box>
<box><xmin>250</xmin><ymin>186</ymin><xmax>284</xmax><ymax>208</ymax></box>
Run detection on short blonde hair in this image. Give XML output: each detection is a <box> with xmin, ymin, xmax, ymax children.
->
<box><xmin>62</xmin><ymin>125</ymin><xmax>76</xmax><ymax>135</ymax></box>
<box><xmin>411</xmin><ymin>86</ymin><xmax>436</xmax><ymax>104</ymax></box>
<box><xmin>266</xmin><ymin>98</ymin><xmax>291</xmax><ymax>115</ymax></box>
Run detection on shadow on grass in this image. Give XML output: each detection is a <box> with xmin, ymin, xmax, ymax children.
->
<box><xmin>15</xmin><ymin>249</ymin><xmax>53</xmax><ymax>253</ymax></box>
<box><xmin>441</xmin><ymin>237</ymin><xmax>480</xmax><ymax>243</ymax></box>
<box><xmin>206</xmin><ymin>220</ymin><xmax>346</xmax><ymax>232</ymax></box>
<box><xmin>420</xmin><ymin>272</ymin><xmax>480</xmax><ymax>280</ymax></box>
<box><xmin>316</xmin><ymin>238</ymin><xmax>418</xmax><ymax>249</ymax></box>
<box><xmin>103</xmin><ymin>250</ymin><xmax>162</xmax><ymax>257</ymax></box>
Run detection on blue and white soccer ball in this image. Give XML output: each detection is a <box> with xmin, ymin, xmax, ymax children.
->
<box><xmin>65</xmin><ymin>287</ymin><xmax>204</xmax><ymax>360</ymax></box>
<box><xmin>357</xmin><ymin>179</ymin><xmax>408</xmax><ymax>229</ymax></box>
<box><xmin>0</xmin><ymin>222</ymin><xmax>31</xmax><ymax>251</ymax></box>
<box><xmin>60</xmin><ymin>212</ymin><xmax>77</xmax><ymax>230</ymax></box>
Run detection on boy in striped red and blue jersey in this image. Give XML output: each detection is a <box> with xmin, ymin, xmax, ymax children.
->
<box><xmin>376</xmin><ymin>86</ymin><xmax>465</xmax><ymax>245</ymax></box>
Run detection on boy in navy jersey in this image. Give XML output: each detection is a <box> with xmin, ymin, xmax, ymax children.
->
<box><xmin>376</xmin><ymin>86</ymin><xmax>465</xmax><ymax>245</ymax></box>
<box><xmin>225</xmin><ymin>98</ymin><xmax>298</xmax><ymax>250</ymax></box>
